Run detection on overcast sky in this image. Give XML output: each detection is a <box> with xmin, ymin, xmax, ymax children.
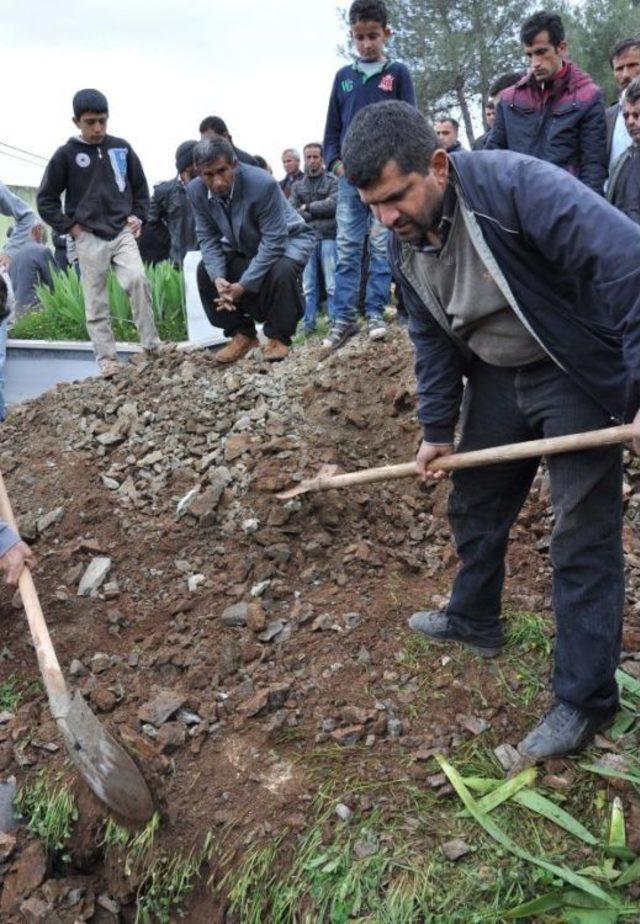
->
<box><xmin>2</xmin><ymin>0</ymin><xmax>350</xmax><ymax>191</ymax></box>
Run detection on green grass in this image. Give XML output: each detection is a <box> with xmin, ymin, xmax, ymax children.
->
<box><xmin>293</xmin><ymin>314</ymin><xmax>331</xmax><ymax>345</ymax></box>
<box><xmin>10</xmin><ymin>262</ymin><xmax>187</xmax><ymax>342</ymax></box>
<box><xmin>15</xmin><ymin>771</ymin><xmax>78</xmax><ymax>858</ymax></box>
<box><xmin>0</xmin><ymin>675</ymin><xmax>21</xmax><ymax>711</ymax></box>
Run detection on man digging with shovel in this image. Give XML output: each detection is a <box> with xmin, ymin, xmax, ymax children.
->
<box><xmin>341</xmin><ymin>100</ymin><xmax>640</xmax><ymax>762</ymax></box>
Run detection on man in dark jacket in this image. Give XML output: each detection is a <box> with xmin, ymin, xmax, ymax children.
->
<box><xmin>606</xmin><ymin>38</ymin><xmax>640</xmax><ymax>173</ymax></box>
<box><xmin>435</xmin><ymin>118</ymin><xmax>462</xmax><ymax>152</ymax></box>
<box><xmin>607</xmin><ymin>77</ymin><xmax>640</xmax><ymax>224</ymax></box>
<box><xmin>146</xmin><ymin>140</ymin><xmax>198</xmax><ymax>266</ymax></box>
<box><xmin>37</xmin><ymin>88</ymin><xmax>160</xmax><ymax>376</ymax></box>
<box><xmin>199</xmin><ymin>116</ymin><xmax>258</xmax><ymax>167</ymax></box>
<box><xmin>342</xmin><ymin>100</ymin><xmax>640</xmax><ymax>761</ymax></box>
<box><xmin>290</xmin><ymin>143</ymin><xmax>338</xmax><ymax>333</ymax></box>
<box><xmin>486</xmin><ymin>11</ymin><xmax>607</xmax><ymax>194</ymax></box>
<box><xmin>280</xmin><ymin>149</ymin><xmax>304</xmax><ymax>199</ymax></box>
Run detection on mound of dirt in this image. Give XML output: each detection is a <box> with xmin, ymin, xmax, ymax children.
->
<box><xmin>1</xmin><ymin>330</ymin><xmax>639</xmax><ymax>921</ymax></box>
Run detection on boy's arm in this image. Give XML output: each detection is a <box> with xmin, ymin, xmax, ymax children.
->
<box><xmin>238</xmin><ymin>183</ymin><xmax>288</xmax><ymax>293</ymax></box>
<box><xmin>0</xmin><ymin>182</ymin><xmax>35</xmax><ymax>259</ymax></box>
<box><xmin>395</xmin><ymin>63</ymin><xmax>417</xmax><ymax>106</ymax></box>
<box><xmin>127</xmin><ymin>146</ymin><xmax>150</xmax><ymax>222</ymax></box>
<box><xmin>37</xmin><ymin>150</ymin><xmax>72</xmax><ymax>235</ymax></box>
<box><xmin>323</xmin><ymin>74</ymin><xmax>343</xmax><ymax>171</ymax></box>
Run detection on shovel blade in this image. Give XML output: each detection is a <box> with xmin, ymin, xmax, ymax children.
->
<box><xmin>59</xmin><ymin>692</ymin><xmax>154</xmax><ymax>823</ymax></box>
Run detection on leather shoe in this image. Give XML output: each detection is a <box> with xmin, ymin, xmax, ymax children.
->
<box><xmin>517</xmin><ymin>701</ymin><xmax>617</xmax><ymax>761</ymax></box>
<box><xmin>408</xmin><ymin>610</ymin><xmax>504</xmax><ymax>658</ymax></box>
<box><xmin>215</xmin><ymin>333</ymin><xmax>259</xmax><ymax>365</ymax></box>
<box><xmin>263</xmin><ymin>338</ymin><xmax>289</xmax><ymax>362</ymax></box>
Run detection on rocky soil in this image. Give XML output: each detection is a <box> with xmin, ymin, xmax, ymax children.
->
<box><xmin>0</xmin><ymin>329</ymin><xmax>640</xmax><ymax>921</ymax></box>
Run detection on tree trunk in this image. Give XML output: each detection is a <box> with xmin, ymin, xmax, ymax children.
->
<box><xmin>455</xmin><ymin>85</ymin><xmax>475</xmax><ymax>144</ymax></box>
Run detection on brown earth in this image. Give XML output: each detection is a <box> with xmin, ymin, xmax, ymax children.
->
<box><xmin>0</xmin><ymin>328</ymin><xmax>639</xmax><ymax>921</ymax></box>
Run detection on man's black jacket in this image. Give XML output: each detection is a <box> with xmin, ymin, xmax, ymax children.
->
<box><xmin>390</xmin><ymin>150</ymin><xmax>640</xmax><ymax>444</ymax></box>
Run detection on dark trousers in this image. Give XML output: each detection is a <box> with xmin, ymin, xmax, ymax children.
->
<box><xmin>196</xmin><ymin>254</ymin><xmax>304</xmax><ymax>346</ymax></box>
<box><xmin>446</xmin><ymin>357</ymin><xmax>623</xmax><ymax>715</ymax></box>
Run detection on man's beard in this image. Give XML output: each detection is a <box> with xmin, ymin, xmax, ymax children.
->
<box><xmin>394</xmin><ymin>199</ymin><xmax>444</xmax><ymax>243</ymax></box>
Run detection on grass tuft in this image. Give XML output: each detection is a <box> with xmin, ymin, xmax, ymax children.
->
<box><xmin>15</xmin><ymin>771</ymin><xmax>78</xmax><ymax>857</ymax></box>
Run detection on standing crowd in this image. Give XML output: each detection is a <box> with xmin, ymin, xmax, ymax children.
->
<box><xmin>0</xmin><ymin>2</ymin><xmax>640</xmax><ymax>761</ymax></box>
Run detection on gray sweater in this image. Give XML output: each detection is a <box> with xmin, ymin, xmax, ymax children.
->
<box><xmin>405</xmin><ymin>202</ymin><xmax>546</xmax><ymax>367</ymax></box>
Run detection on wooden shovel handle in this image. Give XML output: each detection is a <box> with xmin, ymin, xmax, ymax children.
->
<box><xmin>278</xmin><ymin>425</ymin><xmax>634</xmax><ymax>498</ymax></box>
<box><xmin>0</xmin><ymin>471</ymin><xmax>68</xmax><ymax>708</ymax></box>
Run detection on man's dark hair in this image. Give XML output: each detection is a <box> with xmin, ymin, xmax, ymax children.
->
<box><xmin>348</xmin><ymin>0</ymin><xmax>388</xmax><ymax>28</ymax></box>
<box><xmin>73</xmin><ymin>88</ymin><xmax>108</xmax><ymax>118</ymax></box>
<box><xmin>625</xmin><ymin>75</ymin><xmax>640</xmax><ymax>105</ymax></box>
<box><xmin>198</xmin><ymin>115</ymin><xmax>229</xmax><ymax>137</ymax></box>
<box><xmin>303</xmin><ymin>142</ymin><xmax>323</xmax><ymax>155</ymax></box>
<box><xmin>253</xmin><ymin>155</ymin><xmax>269</xmax><ymax>170</ymax></box>
<box><xmin>610</xmin><ymin>37</ymin><xmax>640</xmax><ymax>67</ymax></box>
<box><xmin>436</xmin><ymin>116</ymin><xmax>459</xmax><ymax>131</ymax></box>
<box><xmin>342</xmin><ymin>101</ymin><xmax>440</xmax><ymax>188</ymax></box>
<box><xmin>520</xmin><ymin>11</ymin><xmax>565</xmax><ymax>47</ymax></box>
<box><xmin>489</xmin><ymin>71</ymin><xmax>523</xmax><ymax>97</ymax></box>
<box><xmin>193</xmin><ymin>138</ymin><xmax>236</xmax><ymax>168</ymax></box>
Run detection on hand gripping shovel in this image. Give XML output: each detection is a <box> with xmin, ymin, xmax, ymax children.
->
<box><xmin>0</xmin><ymin>471</ymin><xmax>154</xmax><ymax>822</ymax></box>
<box><xmin>277</xmin><ymin>425</ymin><xmax>634</xmax><ymax>500</ymax></box>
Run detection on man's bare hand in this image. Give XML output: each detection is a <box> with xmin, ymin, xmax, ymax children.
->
<box><xmin>0</xmin><ymin>541</ymin><xmax>34</xmax><ymax>589</ymax></box>
<box><xmin>0</xmin><ymin>253</ymin><xmax>11</xmax><ymax>270</ymax></box>
<box><xmin>214</xmin><ymin>278</ymin><xmax>244</xmax><ymax>311</ymax></box>
<box><xmin>70</xmin><ymin>223</ymin><xmax>84</xmax><ymax>239</ymax></box>
<box><xmin>416</xmin><ymin>440</ymin><xmax>455</xmax><ymax>482</ymax></box>
<box><xmin>126</xmin><ymin>215</ymin><xmax>142</xmax><ymax>238</ymax></box>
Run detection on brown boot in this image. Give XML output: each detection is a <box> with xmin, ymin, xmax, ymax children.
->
<box><xmin>263</xmin><ymin>338</ymin><xmax>289</xmax><ymax>362</ymax></box>
<box><xmin>214</xmin><ymin>333</ymin><xmax>259</xmax><ymax>365</ymax></box>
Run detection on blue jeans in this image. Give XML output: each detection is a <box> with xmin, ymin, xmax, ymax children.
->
<box><xmin>302</xmin><ymin>238</ymin><xmax>337</xmax><ymax>330</ymax></box>
<box><xmin>0</xmin><ymin>317</ymin><xmax>8</xmax><ymax>422</ymax></box>
<box><xmin>445</xmin><ymin>357</ymin><xmax>623</xmax><ymax>715</ymax></box>
<box><xmin>332</xmin><ymin>176</ymin><xmax>391</xmax><ymax>324</ymax></box>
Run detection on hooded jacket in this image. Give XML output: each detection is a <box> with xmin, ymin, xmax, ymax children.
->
<box><xmin>390</xmin><ymin>150</ymin><xmax>640</xmax><ymax>444</ymax></box>
<box><xmin>486</xmin><ymin>62</ymin><xmax>607</xmax><ymax>194</ymax></box>
<box><xmin>37</xmin><ymin>134</ymin><xmax>149</xmax><ymax>240</ymax></box>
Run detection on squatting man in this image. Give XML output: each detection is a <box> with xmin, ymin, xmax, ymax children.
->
<box><xmin>341</xmin><ymin>100</ymin><xmax>640</xmax><ymax>761</ymax></box>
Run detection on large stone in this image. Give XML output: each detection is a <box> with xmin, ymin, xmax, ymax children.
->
<box><xmin>221</xmin><ymin>602</ymin><xmax>249</xmax><ymax>627</ymax></box>
<box><xmin>441</xmin><ymin>838</ymin><xmax>471</xmax><ymax>861</ymax></box>
<box><xmin>157</xmin><ymin>722</ymin><xmax>187</xmax><ymax>753</ymax></box>
<box><xmin>77</xmin><ymin>557</ymin><xmax>112</xmax><ymax>597</ymax></box>
<box><xmin>37</xmin><ymin>507</ymin><xmax>64</xmax><ymax>534</ymax></box>
<box><xmin>330</xmin><ymin>725</ymin><xmax>365</xmax><ymax>746</ymax></box>
<box><xmin>0</xmin><ymin>777</ymin><xmax>18</xmax><ymax>833</ymax></box>
<box><xmin>138</xmin><ymin>691</ymin><xmax>186</xmax><ymax>726</ymax></box>
<box><xmin>19</xmin><ymin>897</ymin><xmax>52</xmax><ymax>923</ymax></box>
<box><xmin>1</xmin><ymin>840</ymin><xmax>48</xmax><ymax>914</ymax></box>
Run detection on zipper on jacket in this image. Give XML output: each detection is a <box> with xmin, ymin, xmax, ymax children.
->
<box><xmin>97</xmin><ymin>147</ymin><xmax>102</xmax><ymax>159</ymax></box>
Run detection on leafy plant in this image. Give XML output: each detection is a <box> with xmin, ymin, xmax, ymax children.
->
<box><xmin>15</xmin><ymin>771</ymin><xmax>78</xmax><ymax>857</ymax></box>
<box><xmin>10</xmin><ymin>262</ymin><xmax>187</xmax><ymax>342</ymax></box>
